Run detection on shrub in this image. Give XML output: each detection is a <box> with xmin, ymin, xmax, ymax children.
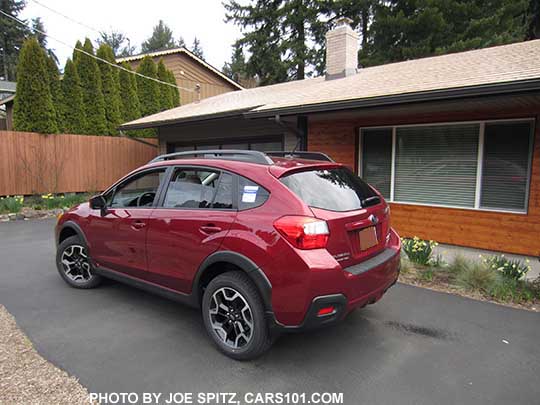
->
<box><xmin>456</xmin><ymin>262</ymin><xmax>496</xmax><ymax>292</ymax></box>
<box><xmin>401</xmin><ymin>237</ymin><xmax>438</xmax><ymax>265</ymax></box>
<box><xmin>420</xmin><ymin>268</ymin><xmax>434</xmax><ymax>282</ymax></box>
<box><xmin>482</xmin><ymin>254</ymin><xmax>530</xmax><ymax>281</ymax></box>
<box><xmin>74</xmin><ymin>38</ymin><xmax>108</xmax><ymax>135</ymax></box>
<box><xmin>447</xmin><ymin>254</ymin><xmax>470</xmax><ymax>277</ymax></box>
<box><xmin>39</xmin><ymin>193</ymin><xmax>88</xmax><ymax>210</ymax></box>
<box><xmin>0</xmin><ymin>196</ymin><xmax>24</xmax><ymax>214</ymax></box>
<box><xmin>13</xmin><ymin>38</ymin><xmax>58</xmax><ymax>133</ymax></box>
<box><xmin>488</xmin><ymin>275</ymin><xmax>537</xmax><ymax>303</ymax></box>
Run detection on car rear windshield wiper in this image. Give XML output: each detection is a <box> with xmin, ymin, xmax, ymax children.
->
<box><xmin>361</xmin><ymin>196</ymin><xmax>381</xmax><ymax>207</ymax></box>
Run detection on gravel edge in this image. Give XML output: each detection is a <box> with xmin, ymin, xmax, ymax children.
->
<box><xmin>0</xmin><ymin>305</ymin><xmax>93</xmax><ymax>404</ymax></box>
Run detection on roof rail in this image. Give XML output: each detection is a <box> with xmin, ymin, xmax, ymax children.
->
<box><xmin>266</xmin><ymin>151</ymin><xmax>334</xmax><ymax>162</ymax></box>
<box><xmin>149</xmin><ymin>149</ymin><xmax>274</xmax><ymax>165</ymax></box>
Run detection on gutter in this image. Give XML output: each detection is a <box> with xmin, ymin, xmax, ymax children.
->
<box><xmin>119</xmin><ymin>109</ymin><xmax>255</xmax><ymax>131</ymax></box>
<box><xmin>244</xmin><ymin>78</ymin><xmax>540</xmax><ymax>118</ymax></box>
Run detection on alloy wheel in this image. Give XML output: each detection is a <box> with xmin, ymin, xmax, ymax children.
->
<box><xmin>209</xmin><ymin>287</ymin><xmax>254</xmax><ymax>349</ymax></box>
<box><xmin>61</xmin><ymin>245</ymin><xmax>93</xmax><ymax>283</ymax></box>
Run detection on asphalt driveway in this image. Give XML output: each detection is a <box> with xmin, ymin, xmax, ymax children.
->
<box><xmin>1</xmin><ymin>219</ymin><xmax>539</xmax><ymax>405</ymax></box>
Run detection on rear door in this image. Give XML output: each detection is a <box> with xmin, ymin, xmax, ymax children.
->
<box><xmin>280</xmin><ymin>167</ymin><xmax>389</xmax><ymax>268</ymax></box>
<box><xmin>145</xmin><ymin>167</ymin><xmax>237</xmax><ymax>293</ymax></box>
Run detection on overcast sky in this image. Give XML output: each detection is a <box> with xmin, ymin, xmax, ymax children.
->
<box><xmin>20</xmin><ymin>0</ymin><xmax>243</xmax><ymax>71</ymax></box>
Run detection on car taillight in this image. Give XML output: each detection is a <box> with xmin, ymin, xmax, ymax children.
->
<box><xmin>273</xmin><ymin>216</ymin><xmax>329</xmax><ymax>249</ymax></box>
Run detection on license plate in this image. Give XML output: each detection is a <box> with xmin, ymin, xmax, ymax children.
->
<box><xmin>359</xmin><ymin>226</ymin><xmax>378</xmax><ymax>250</ymax></box>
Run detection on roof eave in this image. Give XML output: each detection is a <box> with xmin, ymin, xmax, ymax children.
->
<box><xmin>244</xmin><ymin>78</ymin><xmax>540</xmax><ymax>118</ymax></box>
<box><xmin>118</xmin><ymin>109</ymin><xmax>252</xmax><ymax>131</ymax></box>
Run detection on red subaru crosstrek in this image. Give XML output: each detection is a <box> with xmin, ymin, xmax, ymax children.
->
<box><xmin>55</xmin><ymin>150</ymin><xmax>401</xmax><ymax>360</ymax></box>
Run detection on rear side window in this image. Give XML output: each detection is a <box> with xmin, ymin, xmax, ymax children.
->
<box><xmin>281</xmin><ymin>167</ymin><xmax>379</xmax><ymax>212</ymax></box>
<box><xmin>163</xmin><ymin>169</ymin><xmax>229</xmax><ymax>209</ymax></box>
<box><xmin>237</xmin><ymin>176</ymin><xmax>269</xmax><ymax>210</ymax></box>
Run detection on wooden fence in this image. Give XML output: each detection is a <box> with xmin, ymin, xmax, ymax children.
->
<box><xmin>0</xmin><ymin>131</ymin><xmax>158</xmax><ymax>195</ymax></box>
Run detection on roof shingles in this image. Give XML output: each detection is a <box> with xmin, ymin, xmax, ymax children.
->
<box><xmin>121</xmin><ymin>39</ymin><xmax>540</xmax><ymax>129</ymax></box>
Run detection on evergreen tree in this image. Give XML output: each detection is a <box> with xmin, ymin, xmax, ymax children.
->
<box><xmin>118</xmin><ymin>62</ymin><xmax>141</xmax><ymax>135</ymax></box>
<box><xmin>30</xmin><ymin>16</ymin><xmax>58</xmax><ymax>63</ymax></box>
<box><xmin>45</xmin><ymin>55</ymin><xmax>63</xmax><ymax>131</ymax></box>
<box><xmin>177</xmin><ymin>36</ymin><xmax>186</xmax><ymax>48</ymax></box>
<box><xmin>364</xmin><ymin>0</ymin><xmax>530</xmax><ymax>66</ymax></box>
<box><xmin>166</xmin><ymin>70</ymin><xmax>180</xmax><ymax>107</ymax></box>
<box><xmin>191</xmin><ymin>37</ymin><xmax>205</xmax><ymax>59</ymax></box>
<box><xmin>136</xmin><ymin>56</ymin><xmax>160</xmax><ymax>136</ymax></box>
<box><xmin>141</xmin><ymin>20</ymin><xmax>176</xmax><ymax>52</ymax></box>
<box><xmin>156</xmin><ymin>59</ymin><xmax>174</xmax><ymax>110</ymax></box>
<box><xmin>224</xmin><ymin>0</ymin><xmax>288</xmax><ymax>85</ymax></box>
<box><xmin>527</xmin><ymin>0</ymin><xmax>540</xmax><ymax>39</ymax></box>
<box><xmin>96</xmin><ymin>43</ymin><xmax>122</xmax><ymax>135</ymax></box>
<box><xmin>97</xmin><ymin>30</ymin><xmax>136</xmax><ymax>57</ymax></box>
<box><xmin>74</xmin><ymin>38</ymin><xmax>108</xmax><ymax>135</ymax></box>
<box><xmin>0</xmin><ymin>0</ymin><xmax>29</xmax><ymax>80</ymax></box>
<box><xmin>13</xmin><ymin>38</ymin><xmax>57</xmax><ymax>133</ymax></box>
<box><xmin>223</xmin><ymin>43</ymin><xmax>253</xmax><ymax>86</ymax></box>
<box><xmin>59</xmin><ymin>58</ymin><xmax>86</xmax><ymax>134</ymax></box>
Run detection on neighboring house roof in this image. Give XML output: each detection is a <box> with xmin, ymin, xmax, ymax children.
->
<box><xmin>116</xmin><ymin>47</ymin><xmax>243</xmax><ymax>91</ymax></box>
<box><xmin>121</xmin><ymin>39</ymin><xmax>540</xmax><ymax>130</ymax></box>
<box><xmin>0</xmin><ymin>94</ymin><xmax>15</xmax><ymax>106</ymax></box>
<box><xmin>0</xmin><ymin>81</ymin><xmax>16</xmax><ymax>93</ymax></box>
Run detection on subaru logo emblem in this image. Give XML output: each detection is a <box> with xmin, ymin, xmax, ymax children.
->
<box><xmin>369</xmin><ymin>214</ymin><xmax>378</xmax><ymax>224</ymax></box>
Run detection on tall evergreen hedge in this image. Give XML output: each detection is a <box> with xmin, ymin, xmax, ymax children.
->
<box><xmin>13</xmin><ymin>38</ymin><xmax>58</xmax><ymax>134</ymax></box>
<box><xmin>136</xmin><ymin>56</ymin><xmax>160</xmax><ymax>117</ymax></box>
<box><xmin>136</xmin><ymin>56</ymin><xmax>160</xmax><ymax>136</ymax></box>
<box><xmin>96</xmin><ymin>44</ymin><xmax>122</xmax><ymax>135</ymax></box>
<box><xmin>167</xmin><ymin>70</ymin><xmax>180</xmax><ymax>107</ymax></box>
<box><xmin>45</xmin><ymin>55</ymin><xmax>64</xmax><ymax>131</ymax></box>
<box><xmin>118</xmin><ymin>62</ymin><xmax>141</xmax><ymax>125</ymax></box>
<box><xmin>60</xmin><ymin>58</ymin><xmax>86</xmax><ymax>134</ymax></box>
<box><xmin>156</xmin><ymin>58</ymin><xmax>174</xmax><ymax>111</ymax></box>
<box><xmin>74</xmin><ymin>38</ymin><xmax>108</xmax><ymax>135</ymax></box>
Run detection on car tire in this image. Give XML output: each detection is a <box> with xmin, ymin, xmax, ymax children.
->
<box><xmin>202</xmin><ymin>271</ymin><xmax>273</xmax><ymax>360</ymax></box>
<box><xmin>56</xmin><ymin>235</ymin><xmax>102</xmax><ymax>289</ymax></box>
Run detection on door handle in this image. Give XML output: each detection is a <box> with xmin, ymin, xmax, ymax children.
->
<box><xmin>131</xmin><ymin>220</ymin><xmax>147</xmax><ymax>230</ymax></box>
<box><xmin>200</xmin><ymin>225</ymin><xmax>222</xmax><ymax>235</ymax></box>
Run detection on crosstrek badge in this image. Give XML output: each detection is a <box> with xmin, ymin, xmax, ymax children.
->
<box><xmin>242</xmin><ymin>185</ymin><xmax>259</xmax><ymax>203</ymax></box>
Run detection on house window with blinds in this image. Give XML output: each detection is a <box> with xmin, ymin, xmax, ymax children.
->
<box><xmin>360</xmin><ymin>120</ymin><xmax>533</xmax><ymax>212</ymax></box>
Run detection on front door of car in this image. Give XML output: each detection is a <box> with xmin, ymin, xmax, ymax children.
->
<box><xmin>145</xmin><ymin>167</ymin><xmax>237</xmax><ymax>293</ymax></box>
<box><xmin>86</xmin><ymin>168</ymin><xmax>168</xmax><ymax>280</ymax></box>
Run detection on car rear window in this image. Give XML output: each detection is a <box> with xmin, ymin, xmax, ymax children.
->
<box><xmin>280</xmin><ymin>167</ymin><xmax>379</xmax><ymax>211</ymax></box>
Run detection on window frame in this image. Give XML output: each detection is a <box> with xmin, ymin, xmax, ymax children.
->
<box><xmin>358</xmin><ymin>118</ymin><xmax>535</xmax><ymax>214</ymax></box>
<box><xmin>105</xmin><ymin>167</ymin><xmax>170</xmax><ymax>210</ymax></box>
<box><xmin>154</xmin><ymin>165</ymin><xmax>239</xmax><ymax>211</ymax></box>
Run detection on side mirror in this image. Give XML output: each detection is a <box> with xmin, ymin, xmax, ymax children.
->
<box><xmin>89</xmin><ymin>195</ymin><xmax>107</xmax><ymax>215</ymax></box>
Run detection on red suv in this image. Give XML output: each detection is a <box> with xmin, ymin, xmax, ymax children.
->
<box><xmin>55</xmin><ymin>150</ymin><xmax>401</xmax><ymax>359</ymax></box>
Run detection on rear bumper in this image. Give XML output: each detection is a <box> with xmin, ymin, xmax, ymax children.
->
<box><xmin>270</xmin><ymin>232</ymin><xmax>401</xmax><ymax>331</ymax></box>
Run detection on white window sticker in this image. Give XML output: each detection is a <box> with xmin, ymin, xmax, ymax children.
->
<box><xmin>242</xmin><ymin>185</ymin><xmax>259</xmax><ymax>203</ymax></box>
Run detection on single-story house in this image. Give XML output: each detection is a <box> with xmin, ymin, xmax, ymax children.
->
<box><xmin>0</xmin><ymin>81</ymin><xmax>16</xmax><ymax>130</ymax></box>
<box><xmin>116</xmin><ymin>47</ymin><xmax>243</xmax><ymax>105</ymax></box>
<box><xmin>120</xmin><ymin>19</ymin><xmax>540</xmax><ymax>258</ymax></box>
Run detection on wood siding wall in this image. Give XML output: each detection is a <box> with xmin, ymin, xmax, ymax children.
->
<box><xmin>0</xmin><ymin>131</ymin><xmax>157</xmax><ymax>195</ymax></box>
<box><xmin>127</xmin><ymin>53</ymin><xmax>238</xmax><ymax>105</ymax></box>
<box><xmin>308</xmin><ymin>99</ymin><xmax>540</xmax><ymax>256</ymax></box>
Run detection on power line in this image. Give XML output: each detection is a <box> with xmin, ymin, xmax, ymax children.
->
<box><xmin>29</xmin><ymin>0</ymin><xmax>102</xmax><ymax>35</ymax></box>
<box><xmin>0</xmin><ymin>9</ymin><xmax>194</xmax><ymax>93</ymax></box>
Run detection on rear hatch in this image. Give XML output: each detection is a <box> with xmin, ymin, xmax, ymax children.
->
<box><xmin>280</xmin><ymin>166</ymin><xmax>389</xmax><ymax>269</ymax></box>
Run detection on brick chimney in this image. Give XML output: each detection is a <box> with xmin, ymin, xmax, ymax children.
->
<box><xmin>325</xmin><ymin>17</ymin><xmax>359</xmax><ymax>80</ymax></box>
